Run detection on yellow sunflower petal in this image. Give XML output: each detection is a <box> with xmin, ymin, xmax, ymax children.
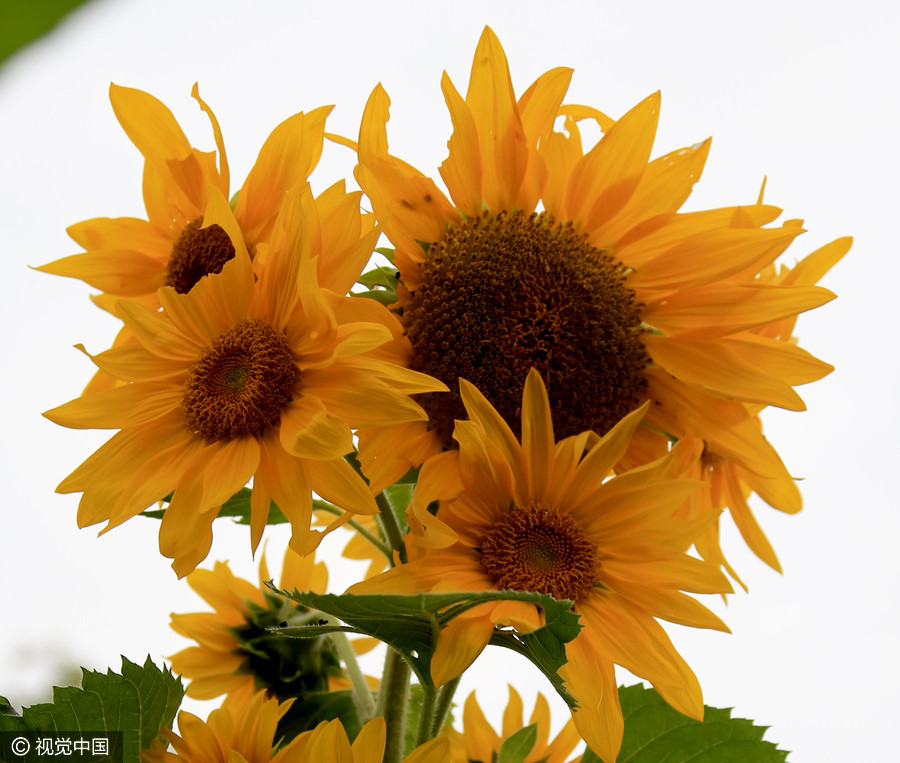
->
<box><xmin>458</xmin><ymin>378</ymin><xmax>528</xmax><ymax>489</ymax></box>
<box><xmin>580</xmin><ymin>594</ymin><xmax>704</xmax><ymax>721</ymax></box>
<box><xmin>234</xmin><ymin>105</ymin><xmax>331</xmax><ymax>245</ymax></box>
<box><xmin>439</xmin><ymin>71</ymin><xmax>483</xmax><ymax>217</ymax></box>
<box><xmin>431</xmin><ymin>612</ymin><xmax>494</xmax><ymax>687</ymax></box>
<box><xmin>501</xmin><ymin>685</ymin><xmax>524</xmax><ymax>739</ymax></box>
<box><xmin>516</xmin><ymin>66</ymin><xmax>573</xmax><ymax>211</ymax></box>
<box><xmin>35</xmin><ymin>249</ymin><xmax>166</xmax><ymax>296</ymax></box>
<box><xmin>403</xmin><ymin>738</ymin><xmax>451</xmax><ymax>763</ymax></box>
<box><xmin>644</xmin><ymin>333</ymin><xmax>808</xmax><ymax>411</ymax></box>
<box><xmin>280</xmin><ymin>397</ymin><xmax>354</xmax><ymax>460</ymax></box>
<box><xmin>631</xmin><ymin>225</ymin><xmax>802</xmax><ymax>293</ymax></box>
<box><xmin>109</xmin><ymin>83</ymin><xmax>192</xmax><ymax>161</ymax></box>
<box><xmin>191</xmin><ymin>83</ymin><xmax>229</xmax><ymax>195</ymax></box>
<box><xmin>565</xmin><ymin>91</ymin><xmax>660</xmax><ymax>231</ymax></box>
<box><xmin>558</xmin><ymin>631</ymin><xmax>622</xmax><ymax>763</ymax></box>
<box><xmin>462</xmin><ymin>693</ymin><xmax>501</xmax><ymax>760</ymax></box>
<box><xmin>307</xmin><ymin>457</ymin><xmax>379</xmax><ymax>516</ymax></box>
<box><xmin>350</xmin><ymin>718</ymin><xmax>386</xmax><ymax>763</ymax></box>
<box><xmin>465</xmin><ymin>26</ymin><xmax>528</xmax><ymax>210</ymax></box>
<box><xmin>595</xmin><ymin>138</ymin><xmax>711</xmax><ymax>246</ymax></box>
<box><xmin>520</xmin><ymin>368</ymin><xmax>556</xmax><ymax>505</ymax></box>
<box><xmin>643</xmin><ymin>283</ymin><xmax>836</xmax><ymax>338</ymax></box>
<box><xmin>722</xmin><ymin>465</ymin><xmax>783</xmax><ymax>570</ymax></box>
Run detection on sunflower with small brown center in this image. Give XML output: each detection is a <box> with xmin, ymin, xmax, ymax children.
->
<box><xmin>37</xmin><ymin>84</ymin><xmax>331</xmax><ymax>393</ymax></box>
<box><xmin>640</xmin><ymin>233</ymin><xmax>851</xmax><ymax>587</ymax></box>
<box><xmin>350</xmin><ymin>369</ymin><xmax>732</xmax><ymax>763</ymax></box>
<box><xmin>350</xmin><ymin>27</ymin><xmax>842</xmax><ymax>552</ymax></box>
<box><xmin>44</xmin><ymin>184</ymin><xmax>447</xmax><ymax>576</ymax></box>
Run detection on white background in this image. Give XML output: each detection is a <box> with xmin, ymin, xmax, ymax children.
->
<box><xmin>0</xmin><ymin>1</ymin><xmax>897</xmax><ymax>760</ymax></box>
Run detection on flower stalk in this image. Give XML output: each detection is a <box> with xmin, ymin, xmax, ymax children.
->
<box><xmin>375</xmin><ymin>647</ymin><xmax>412</xmax><ymax>763</ymax></box>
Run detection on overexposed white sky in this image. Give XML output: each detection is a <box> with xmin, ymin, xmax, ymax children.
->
<box><xmin>1</xmin><ymin>1</ymin><xmax>897</xmax><ymax>760</ymax></box>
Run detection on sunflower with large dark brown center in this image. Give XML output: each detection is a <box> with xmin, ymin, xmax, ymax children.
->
<box><xmin>403</xmin><ymin>209</ymin><xmax>648</xmax><ymax>445</ymax></box>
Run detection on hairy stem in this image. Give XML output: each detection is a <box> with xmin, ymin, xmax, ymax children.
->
<box><xmin>431</xmin><ymin>676</ymin><xmax>461</xmax><ymax>737</ymax></box>
<box><xmin>327</xmin><ymin>622</ymin><xmax>376</xmax><ymax>725</ymax></box>
<box><xmin>377</xmin><ymin>647</ymin><xmax>412</xmax><ymax>763</ymax></box>
<box><xmin>414</xmin><ymin>684</ymin><xmax>438</xmax><ymax>748</ymax></box>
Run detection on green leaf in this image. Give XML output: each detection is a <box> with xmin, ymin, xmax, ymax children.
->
<box><xmin>374</xmin><ymin>247</ymin><xmax>396</xmax><ymax>264</ymax></box>
<box><xmin>354</xmin><ymin>257</ymin><xmax>400</xmax><ymax>305</ymax></box>
<box><xmin>0</xmin><ymin>697</ymin><xmax>14</xmax><ymax>716</ymax></box>
<box><xmin>498</xmin><ymin>722</ymin><xmax>538</xmax><ymax>763</ymax></box>
<box><xmin>271</xmin><ymin>589</ymin><xmax>580</xmax><ymax>691</ymax></box>
<box><xmin>141</xmin><ymin>488</ymin><xmax>289</xmax><ymax>526</ymax></box>
<box><xmin>0</xmin><ymin>0</ymin><xmax>96</xmax><ymax>66</ymax></box>
<box><xmin>381</xmin><ymin>483</ymin><xmax>413</xmax><ymax>535</ymax></box>
<box><xmin>0</xmin><ymin>657</ymin><xmax>184</xmax><ymax>763</ymax></box>
<box><xmin>580</xmin><ymin>684</ymin><xmax>789</xmax><ymax>762</ymax></box>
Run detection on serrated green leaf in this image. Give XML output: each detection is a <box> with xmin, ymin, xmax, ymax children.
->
<box><xmin>0</xmin><ymin>698</ymin><xmax>15</xmax><ymax>716</ymax></box>
<box><xmin>579</xmin><ymin>684</ymin><xmax>789</xmax><ymax>762</ymax></box>
<box><xmin>0</xmin><ymin>657</ymin><xmax>184</xmax><ymax>763</ymax></box>
<box><xmin>498</xmin><ymin>722</ymin><xmax>538</xmax><ymax>763</ymax></box>
<box><xmin>272</xmin><ymin>589</ymin><xmax>580</xmax><ymax>691</ymax></box>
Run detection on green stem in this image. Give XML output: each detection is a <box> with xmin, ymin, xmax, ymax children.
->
<box><xmin>313</xmin><ymin>499</ymin><xmax>392</xmax><ymax>559</ymax></box>
<box><xmin>376</xmin><ymin>648</ymin><xmax>412</xmax><ymax>763</ymax></box>
<box><xmin>327</xmin><ymin>622</ymin><xmax>376</xmax><ymax>725</ymax></box>
<box><xmin>414</xmin><ymin>684</ymin><xmax>438</xmax><ymax>747</ymax></box>
<box><xmin>430</xmin><ymin>676</ymin><xmax>460</xmax><ymax>737</ymax></box>
<box><xmin>376</xmin><ymin>492</ymin><xmax>408</xmax><ymax>565</ymax></box>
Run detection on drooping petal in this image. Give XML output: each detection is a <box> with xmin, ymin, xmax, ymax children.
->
<box><xmin>430</xmin><ymin>611</ymin><xmax>495</xmax><ymax>687</ymax></box>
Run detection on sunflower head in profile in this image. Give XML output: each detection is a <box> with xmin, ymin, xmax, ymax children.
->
<box><xmin>352</xmin><ymin>26</ymin><xmax>844</xmax><ymax>578</ymax></box>
<box><xmin>169</xmin><ymin>549</ymin><xmax>335</xmax><ymax>699</ymax></box>
<box><xmin>350</xmin><ymin>369</ymin><xmax>733</xmax><ymax>762</ymax></box>
<box><xmin>169</xmin><ymin>547</ymin><xmax>380</xmax><ymax>740</ymax></box>
<box><xmin>44</xmin><ymin>184</ymin><xmax>447</xmax><ymax>576</ymax></box>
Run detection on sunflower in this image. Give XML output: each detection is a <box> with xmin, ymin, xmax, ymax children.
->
<box><xmin>169</xmin><ymin>547</ymin><xmax>337</xmax><ymax>702</ymax></box>
<box><xmin>449</xmin><ymin>686</ymin><xmax>582</xmax><ymax>763</ymax></box>
<box><xmin>44</xmin><ymin>185</ymin><xmax>446</xmax><ymax>576</ymax></box>
<box><xmin>142</xmin><ymin>691</ymin><xmax>450</xmax><ymax>763</ymax></box>
<box><xmin>350</xmin><ymin>369</ymin><xmax>732</xmax><ymax>762</ymax></box>
<box><xmin>351</xmin><ymin>26</ymin><xmax>841</xmax><ymax>516</ymax></box>
<box><xmin>671</xmin><ymin>234</ymin><xmax>851</xmax><ymax>586</ymax></box>
<box><xmin>37</xmin><ymin>84</ymin><xmax>331</xmax><ymax>393</ymax></box>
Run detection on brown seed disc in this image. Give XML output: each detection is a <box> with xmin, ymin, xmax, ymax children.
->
<box><xmin>182</xmin><ymin>319</ymin><xmax>296</xmax><ymax>441</ymax></box>
<box><xmin>166</xmin><ymin>217</ymin><xmax>236</xmax><ymax>294</ymax></box>
<box><xmin>403</xmin><ymin>210</ymin><xmax>648</xmax><ymax>445</ymax></box>
<box><xmin>480</xmin><ymin>503</ymin><xmax>599</xmax><ymax>602</ymax></box>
